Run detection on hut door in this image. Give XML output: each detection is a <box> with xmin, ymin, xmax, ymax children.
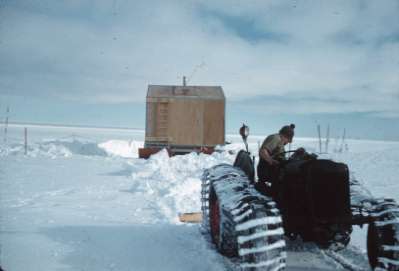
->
<box><xmin>156</xmin><ymin>102</ymin><xmax>169</xmax><ymax>139</ymax></box>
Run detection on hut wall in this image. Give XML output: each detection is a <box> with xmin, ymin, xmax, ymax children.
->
<box><xmin>168</xmin><ymin>99</ymin><xmax>203</xmax><ymax>146</ymax></box>
<box><xmin>144</xmin><ymin>89</ymin><xmax>225</xmax><ymax>149</ymax></box>
<box><xmin>203</xmin><ymin>99</ymin><xmax>225</xmax><ymax>146</ymax></box>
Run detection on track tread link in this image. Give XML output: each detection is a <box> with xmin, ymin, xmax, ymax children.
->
<box><xmin>201</xmin><ymin>164</ymin><xmax>286</xmax><ymax>271</ymax></box>
<box><xmin>368</xmin><ymin>199</ymin><xmax>399</xmax><ymax>271</ymax></box>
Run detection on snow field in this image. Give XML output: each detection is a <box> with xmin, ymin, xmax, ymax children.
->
<box><xmin>1</xmin><ymin>125</ymin><xmax>235</xmax><ymax>271</ymax></box>
<box><xmin>1</xmin><ymin>124</ymin><xmax>399</xmax><ymax>270</ymax></box>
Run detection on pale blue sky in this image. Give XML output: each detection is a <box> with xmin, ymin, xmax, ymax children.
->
<box><xmin>0</xmin><ymin>0</ymin><xmax>398</xmax><ymax>140</ymax></box>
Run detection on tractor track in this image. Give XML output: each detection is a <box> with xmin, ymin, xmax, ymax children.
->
<box><xmin>219</xmin><ymin>247</ymin><xmax>369</xmax><ymax>271</ymax></box>
<box><xmin>284</xmin><ymin>238</ymin><xmax>369</xmax><ymax>271</ymax></box>
<box><xmin>321</xmin><ymin>249</ymin><xmax>369</xmax><ymax>271</ymax></box>
<box><xmin>202</xmin><ymin>227</ymin><xmax>370</xmax><ymax>271</ymax></box>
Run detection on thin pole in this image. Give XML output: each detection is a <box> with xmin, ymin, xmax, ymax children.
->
<box><xmin>325</xmin><ymin>124</ymin><xmax>330</xmax><ymax>154</ymax></box>
<box><xmin>317</xmin><ymin>124</ymin><xmax>322</xmax><ymax>153</ymax></box>
<box><xmin>4</xmin><ymin>106</ymin><xmax>9</xmax><ymax>143</ymax></box>
<box><xmin>24</xmin><ymin>127</ymin><xmax>28</xmax><ymax>155</ymax></box>
<box><xmin>339</xmin><ymin>128</ymin><xmax>346</xmax><ymax>153</ymax></box>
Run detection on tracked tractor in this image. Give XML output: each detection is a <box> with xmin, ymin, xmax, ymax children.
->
<box><xmin>201</xmin><ymin>124</ymin><xmax>399</xmax><ymax>270</ymax></box>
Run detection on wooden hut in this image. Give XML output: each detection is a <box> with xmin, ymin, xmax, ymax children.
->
<box><xmin>139</xmin><ymin>84</ymin><xmax>225</xmax><ymax>158</ymax></box>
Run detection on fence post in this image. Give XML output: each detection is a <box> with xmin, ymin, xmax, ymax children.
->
<box><xmin>339</xmin><ymin>128</ymin><xmax>346</xmax><ymax>153</ymax></box>
<box><xmin>317</xmin><ymin>124</ymin><xmax>322</xmax><ymax>153</ymax></box>
<box><xmin>4</xmin><ymin>106</ymin><xmax>9</xmax><ymax>144</ymax></box>
<box><xmin>24</xmin><ymin>127</ymin><xmax>28</xmax><ymax>155</ymax></box>
<box><xmin>325</xmin><ymin>124</ymin><xmax>330</xmax><ymax>154</ymax></box>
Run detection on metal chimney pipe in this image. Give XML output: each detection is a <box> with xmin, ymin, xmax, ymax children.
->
<box><xmin>183</xmin><ymin>76</ymin><xmax>187</xmax><ymax>86</ymax></box>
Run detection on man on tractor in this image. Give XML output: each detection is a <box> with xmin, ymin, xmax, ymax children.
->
<box><xmin>256</xmin><ymin>123</ymin><xmax>296</xmax><ymax>196</ymax></box>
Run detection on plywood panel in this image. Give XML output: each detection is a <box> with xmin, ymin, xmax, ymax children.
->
<box><xmin>145</xmin><ymin>101</ymin><xmax>156</xmax><ymax>138</ymax></box>
<box><xmin>203</xmin><ymin>100</ymin><xmax>225</xmax><ymax>146</ymax></box>
<box><xmin>168</xmin><ymin>99</ymin><xmax>203</xmax><ymax>146</ymax></box>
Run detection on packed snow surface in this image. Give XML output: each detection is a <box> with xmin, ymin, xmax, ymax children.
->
<box><xmin>1</xmin><ymin>124</ymin><xmax>399</xmax><ymax>271</ymax></box>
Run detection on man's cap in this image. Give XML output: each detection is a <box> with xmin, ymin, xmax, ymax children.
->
<box><xmin>279</xmin><ymin>123</ymin><xmax>295</xmax><ymax>142</ymax></box>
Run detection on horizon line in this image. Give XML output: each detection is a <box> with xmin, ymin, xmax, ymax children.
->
<box><xmin>7</xmin><ymin>121</ymin><xmax>399</xmax><ymax>143</ymax></box>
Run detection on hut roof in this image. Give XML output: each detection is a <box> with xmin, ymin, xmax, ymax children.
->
<box><xmin>147</xmin><ymin>85</ymin><xmax>224</xmax><ymax>99</ymax></box>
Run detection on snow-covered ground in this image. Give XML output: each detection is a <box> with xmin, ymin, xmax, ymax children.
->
<box><xmin>1</xmin><ymin>124</ymin><xmax>398</xmax><ymax>271</ymax></box>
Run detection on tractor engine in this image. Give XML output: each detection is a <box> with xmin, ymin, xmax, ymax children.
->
<box><xmin>279</xmin><ymin>159</ymin><xmax>352</xmax><ymax>247</ymax></box>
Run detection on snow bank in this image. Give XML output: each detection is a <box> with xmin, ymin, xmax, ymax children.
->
<box><xmin>0</xmin><ymin>139</ymin><xmax>106</xmax><ymax>157</ymax></box>
<box><xmin>98</xmin><ymin>140</ymin><xmax>143</xmax><ymax>158</ymax></box>
<box><xmin>0</xmin><ymin>138</ymin><xmax>144</xmax><ymax>159</ymax></box>
<box><xmin>126</xmin><ymin>149</ymin><xmax>235</xmax><ymax>223</ymax></box>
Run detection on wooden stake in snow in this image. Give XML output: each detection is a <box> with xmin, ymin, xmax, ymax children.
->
<box><xmin>325</xmin><ymin>124</ymin><xmax>330</xmax><ymax>154</ymax></box>
<box><xmin>4</xmin><ymin>106</ymin><xmax>9</xmax><ymax>144</ymax></box>
<box><xmin>339</xmin><ymin>128</ymin><xmax>347</xmax><ymax>153</ymax></box>
<box><xmin>24</xmin><ymin>127</ymin><xmax>28</xmax><ymax>155</ymax></box>
<box><xmin>317</xmin><ymin>124</ymin><xmax>322</xmax><ymax>153</ymax></box>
